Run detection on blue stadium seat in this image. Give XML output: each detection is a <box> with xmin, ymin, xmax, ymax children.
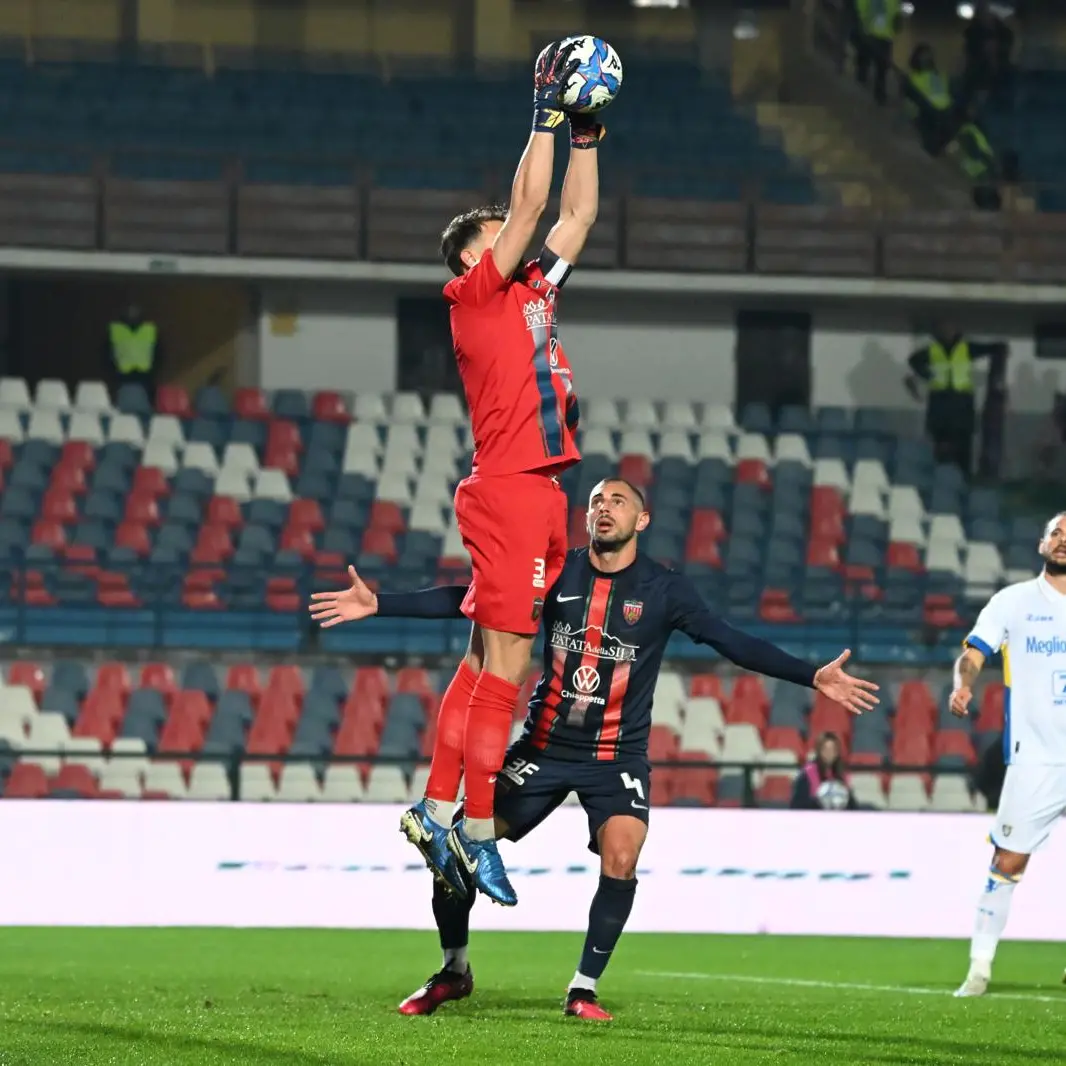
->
<box><xmin>115</xmin><ymin>383</ymin><xmax>152</xmax><ymax>417</ymax></box>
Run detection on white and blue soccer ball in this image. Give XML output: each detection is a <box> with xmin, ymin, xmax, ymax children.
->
<box><xmin>816</xmin><ymin>779</ymin><xmax>850</xmax><ymax>811</ymax></box>
<box><xmin>559</xmin><ymin>35</ymin><xmax>623</xmax><ymax>113</ymax></box>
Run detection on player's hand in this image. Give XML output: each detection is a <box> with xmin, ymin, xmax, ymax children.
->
<box><xmin>568</xmin><ymin>111</ymin><xmax>605</xmax><ymax>149</ymax></box>
<box><xmin>813</xmin><ymin>649</ymin><xmax>880</xmax><ymax>715</ymax></box>
<box><xmin>533</xmin><ymin>39</ymin><xmax>580</xmax><ymax>132</ymax></box>
<box><xmin>949</xmin><ymin>685</ymin><xmax>973</xmax><ymax>718</ymax></box>
<box><xmin>308</xmin><ymin>565</ymin><xmax>378</xmax><ymax>628</ymax></box>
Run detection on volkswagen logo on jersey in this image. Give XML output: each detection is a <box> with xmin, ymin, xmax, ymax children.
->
<box><xmin>572</xmin><ymin>665</ymin><xmax>601</xmax><ymax>695</ymax></box>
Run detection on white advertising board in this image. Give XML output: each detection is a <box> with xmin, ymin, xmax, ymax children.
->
<box><xmin>1</xmin><ymin>802</ymin><xmax>1063</xmax><ymax>939</ymax></box>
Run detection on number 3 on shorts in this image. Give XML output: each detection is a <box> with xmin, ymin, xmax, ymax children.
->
<box><xmin>532</xmin><ymin>557</ymin><xmax>546</xmax><ymax>590</ymax></box>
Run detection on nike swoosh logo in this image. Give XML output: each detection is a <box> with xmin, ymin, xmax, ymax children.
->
<box><xmin>631</xmin><ymin>801</ymin><xmax>648</xmax><ymax>810</ymax></box>
<box><xmin>557</xmin><ymin>595</ymin><xmax>582</xmax><ymax>602</ymax></box>
<box><xmin>591</xmin><ymin>947</ymin><xmax>610</xmax><ymax>955</ymax></box>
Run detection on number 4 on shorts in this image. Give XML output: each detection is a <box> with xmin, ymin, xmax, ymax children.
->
<box><xmin>620</xmin><ymin>771</ymin><xmax>645</xmax><ymax>802</ymax></box>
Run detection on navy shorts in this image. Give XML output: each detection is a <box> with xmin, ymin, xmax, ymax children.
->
<box><xmin>492</xmin><ymin>742</ymin><xmax>651</xmax><ymax>854</ymax></box>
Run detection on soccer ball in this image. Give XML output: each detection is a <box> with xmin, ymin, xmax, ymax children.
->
<box><xmin>558</xmin><ymin>35</ymin><xmax>623</xmax><ymax>113</ymax></box>
<box><xmin>816</xmin><ymin>779</ymin><xmax>850</xmax><ymax>811</ymax></box>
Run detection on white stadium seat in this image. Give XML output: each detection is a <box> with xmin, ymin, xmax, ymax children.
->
<box><xmin>321</xmin><ymin>766</ymin><xmax>365</xmax><ymax>802</ymax></box>
<box><xmin>109</xmin><ymin>737</ymin><xmax>149</xmax><ymax>776</ymax></box>
<box><xmin>344</xmin><ymin>422</ymin><xmax>382</xmax><ymax>459</ymax></box>
<box><xmin>419</xmin><ymin>449</ymin><xmax>458</xmax><ymax>479</ymax></box>
<box><xmin>735</xmin><ymin>432</ymin><xmax>772</xmax><ymax>464</ymax></box>
<box><xmin>657</xmin><ymin>431</ymin><xmax>695</xmax><ymax>462</ymax></box>
<box><xmin>221</xmin><ymin>443</ymin><xmax>260</xmax><ymax>475</ymax></box>
<box><xmin>352</xmin><ymin>393</ymin><xmax>388</xmax><ymax>422</ymax></box>
<box><xmin>146</xmin><ymin>414</ymin><xmax>185</xmax><ymax>448</ymax></box>
<box><xmin>682</xmin><ymin>696</ymin><xmax>726</xmax><ymax>735</ymax></box>
<box><xmin>721</xmin><ymin>723</ymin><xmax>765</xmax><ymax>762</ymax></box>
<box><xmin>700</xmin><ymin>404</ymin><xmax>736</xmax><ymax>432</ymax></box>
<box><xmin>181</xmin><ymin>442</ymin><xmax>220</xmax><ymax>477</ymax></box>
<box><xmin>930</xmin><ymin>775</ymin><xmax>975</xmax><ymax>812</ymax></box>
<box><xmin>696</xmin><ymin>431</ymin><xmax>733</xmax><ymax>463</ymax></box>
<box><xmin>411</xmin><ymin>473</ymin><xmax>453</xmax><ymax>507</ymax></box>
<box><xmin>141</xmin><ymin>441</ymin><xmax>179</xmax><ymax>475</ymax></box>
<box><xmin>583</xmin><ymin>397</ymin><xmax>621</xmax><ymax>428</ymax></box>
<box><xmin>240</xmin><ymin>764</ymin><xmax>278</xmax><ymax>802</ymax></box>
<box><xmin>849</xmin><ymin>483</ymin><xmax>887</xmax><ymax>520</ymax></box>
<box><xmin>580</xmin><ymin>428</ymin><xmax>617</xmax><ymax>460</ymax></box>
<box><xmin>0</xmin><ymin>408</ymin><xmax>24</xmax><ymax>443</ymax></box>
<box><xmin>384</xmin><ymin>424</ymin><xmax>421</xmax><ymax>456</ymax></box>
<box><xmin>851</xmin><ymin>458</ymin><xmax>890</xmax><ymax>493</ymax></box>
<box><xmin>653</xmin><ymin>672</ymin><xmax>687</xmax><ymax>729</ymax></box>
<box><xmin>277</xmin><ymin>763</ymin><xmax>322</xmax><ymax>802</ymax></box>
<box><xmin>618</xmin><ymin>429</ymin><xmax>654</xmax><ymax>459</ymax></box>
<box><xmin>408</xmin><ymin>502</ymin><xmax>448</xmax><ymax>535</ymax></box>
<box><xmin>376</xmin><ymin>473</ymin><xmax>413</xmax><ymax>507</ymax></box>
<box><xmin>661</xmin><ymin>400</ymin><xmax>698</xmax><ymax>429</ymax></box>
<box><xmin>98</xmin><ymin>763</ymin><xmax>144</xmax><ymax>797</ymax></box>
<box><xmin>73</xmin><ymin>381</ymin><xmax>112</xmax><ymax>414</ymax></box>
<box><xmin>365</xmin><ymin>766</ymin><xmax>409</xmax><ymax>802</ymax></box>
<box><xmin>391</xmin><ymin>391</ymin><xmax>426</xmax><ymax>423</ymax></box>
<box><xmin>928</xmin><ymin>514</ymin><xmax>967</xmax><ymax>549</ymax></box>
<box><xmin>774</xmin><ymin>433</ymin><xmax>812</xmax><ymax>467</ymax></box>
<box><xmin>108</xmin><ymin>413</ymin><xmax>146</xmax><ymax>448</ymax></box>
<box><xmin>26</xmin><ymin>409</ymin><xmax>64</xmax><ymax>445</ymax></box>
<box><xmin>442</xmin><ymin>524</ymin><xmax>469</xmax><ymax>561</ymax></box>
<box><xmin>888</xmin><ymin>486</ymin><xmax>925</xmax><ymax>520</ymax></box>
<box><xmin>62</xmin><ymin>736</ymin><xmax>105</xmax><ymax>772</ymax></box>
<box><xmin>214</xmin><ymin>468</ymin><xmax>252</xmax><ymax>502</ymax></box>
<box><xmin>888</xmin><ymin>514</ymin><xmax>926</xmax><ymax>547</ymax></box>
<box><xmin>252</xmin><ymin>469</ymin><xmax>293</xmax><ymax>503</ymax></box>
<box><xmin>143</xmin><ymin>761</ymin><xmax>189</xmax><ymax>799</ymax></box>
<box><xmin>35</xmin><ymin>378</ymin><xmax>72</xmax><ymax>412</ymax></box>
<box><xmin>850</xmin><ymin>772</ymin><xmax>886</xmax><ymax>809</ymax></box>
<box><xmin>0</xmin><ymin>376</ymin><xmax>31</xmax><ymax>411</ymax></box>
<box><xmin>926</xmin><ymin>541</ymin><xmax>963</xmax><ymax>577</ymax></box>
<box><xmin>965</xmin><ymin>542</ymin><xmax>1003</xmax><ymax>586</ymax></box>
<box><xmin>813</xmin><ymin>458</ymin><xmax>850</xmax><ymax>492</ymax></box>
<box><xmin>428</xmin><ymin>393</ymin><xmax>465</xmax><ymax>425</ymax></box>
<box><xmin>379</xmin><ymin>449</ymin><xmax>419</xmax><ymax>480</ymax></box>
<box><xmin>625</xmin><ymin>399</ymin><xmax>659</xmax><ymax>430</ymax></box>
<box><xmin>66</xmin><ymin>412</ymin><xmax>104</xmax><ymax>446</ymax></box>
<box><xmin>887</xmin><ymin>774</ymin><xmax>929</xmax><ymax>811</ymax></box>
<box><xmin>424</xmin><ymin>424</ymin><xmax>462</xmax><ymax>457</ymax></box>
<box><xmin>188</xmin><ymin>763</ymin><xmax>232</xmax><ymax>801</ymax></box>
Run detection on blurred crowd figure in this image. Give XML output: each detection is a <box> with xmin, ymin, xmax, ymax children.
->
<box><xmin>905</xmin><ymin>321</ymin><xmax>1008</xmax><ymax>481</ymax></box>
<box><xmin>790</xmin><ymin>732</ymin><xmax>857</xmax><ymax>811</ymax></box>
<box><xmin>962</xmin><ymin>1</ymin><xmax>1015</xmax><ymax>103</ymax></box>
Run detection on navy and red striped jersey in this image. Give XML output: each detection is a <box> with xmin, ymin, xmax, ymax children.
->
<box><xmin>375</xmin><ymin>548</ymin><xmax>820</xmax><ymax>763</ymax></box>
<box><xmin>522</xmin><ymin>549</ymin><xmax>818</xmax><ymax>761</ymax></box>
<box><xmin>443</xmin><ymin>246</ymin><xmax>580</xmax><ymax>477</ymax></box>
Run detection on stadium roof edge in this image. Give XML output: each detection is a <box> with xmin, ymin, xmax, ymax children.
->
<box><xmin>0</xmin><ymin>246</ymin><xmax>1062</xmax><ymax>306</ymax></box>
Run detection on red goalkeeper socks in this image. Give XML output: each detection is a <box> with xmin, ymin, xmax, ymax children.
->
<box><xmin>423</xmin><ymin>659</ymin><xmax>478</xmax><ymax>824</ymax></box>
<box><xmin>462</xmin><ymin>670</ymin><xmax>521</xmax><ymax>823</ymax></box>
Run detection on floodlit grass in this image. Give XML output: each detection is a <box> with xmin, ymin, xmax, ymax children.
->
<box><xmin>0</xmin><ymin>929</ymin><xmax>1064</xmax><ymax>1065</ymax></box>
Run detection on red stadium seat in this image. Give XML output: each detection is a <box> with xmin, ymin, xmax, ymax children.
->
<box><xmin>849</xmin><ymin>751</ymin><xmax>885</xmax><ymax>769</ymax></box>
<box><xmin>156</xmin><ymin>385</ymin><xmax>191</xmax><ymax>417</ymax></box>
<box><xmin>124</xmin><ymin>495</ymin><xmax>161</xmax><ymax>526</ymax></box>
<box><xmin>60</xmin><ymin>440</ymin><xmax>96</xmax><ymax>470</ymax></box>
<box><xmin>234</xmin><ymin>388</ymin><xmax>269</xmax><ymax>420</ymax></box>
<box><xmin>171</xmin><ymin>690</ymin><xmax>213</xmax><ymax>729</ymax></box>
<box><xmin>226</xmin><ymin>664</ymin><xmax>262</xmax><ymax>701</ymax></box>
<box><xmin>684</xmin><ymin>535</ymin><xmax>721</xmax><ymax>567</ymax></box>
<box><xmin>266</xmin><ymin>665</ymin><xmax>304</xmax><ymax>700</ymax></box>
<box><xmin>0</xmin><ymin>438</ymin><xmax>12</xmax><ymax>471</ymax></box>
<box><xmin>732</xmin><ymin>675</ymin><xmax>770</xmax><ymax>716</ymax></box>
<box><xmin>979</xmin><ymin>683</ymin><xmax>1004</xmax><ymax>731</ymax></box>
<box><xmin>650</xmin><ymin>773</ymin><xmax>673</xmax><ymax>807</ymax></box>
<box><xmin>98</xmin><ymin>586</ymin><xmax>141</xmax><ymax>609</ymax></box>
<box><xmin>934</xmin><ymin>731</ymin><xmax>976</xmax><ymax>764</ymax></box>
<box><xmin>673</xmin><ymin>755</ymin><xmax>718</xmax><ymax>806</ymax></box>
<box><xmin>923</xmin><ymin>597</ymin><xmax>964</xmax><ymax>628</ymax></box>
<box><xmin>40</xmin><ymin>491</ymin><xmax>78</xmax><ymax>524</ymax></box>
<box><xmin>157</xmin><ymin>716</ymin><xmax>205</xmax><ymax>757</ymax></box>
<box><xmin>183</xmin><ymin>569</ymin><xmax>223</xmax><ymax>593</ymax></box>
<box><xmin>809</xmin><ymin>696</ymin><xmax>853</xmax><ymax>741</ymax></box>
<box><xmin>809</xmin><ymin>511</ymin><xmax>846</xmax><ymax>544</ymax></box>
<box><xmin>724</xmin><ymin>699</ymin><xmax>766</xmax><ymax>730</ymax></box>
<box><xmin>245</xmin><ymin>725</ymin><xmax>289</xmax><ymax>775</ymax></box>
<box><xmin>64</xmin><ymin>544</ymin><xmax>100</xmax><ymax>577</ymax></box>
<box><xmin>140</xmin><ymin>663</ymin><xmax>177</xmax><ymax>695</ymax></box>
<box><xmin>192</xmin><ymin>525</ymin><xmax>234</xmax><ymax>564</ymax></box>
<box><xmin>648</xmin><ymin>724</ymin><xmax>680</xmax><ymax>762</ymax></box>
<box><xmin>258</xmin><ymin>691</ymin><xmax>300</xmax><ymax>731</ymax></box>
<box><xmin>114</xmin><ymin>522</ymin><xmax>151</xmax><ymax>556</ymax></box>
<box><xmin>52</xmin><ymin>464</ymin><xmax>89</xmax><ymax>496</ymax></box>
<box><xmin>886</xmin><ymin>542</ymin><xmax>924</xmax><ymax>572</ymax></box>
<box><xmin>810</xmin><ymin>486</ymin><xmax>845</xmax><ymax>519</ymax></box>
<box><xmin>267</xmin><ymin>590</ymin><xmax>301</xmax><ymax>612</ymax></box>
<box><xmin>131</xmin><ymin>466</ymin><xmax>170</xmax><ymax>499</ymax></box>
<box><xmin>756</xmin><ymin>776</ymin><xmax>794</xmax><ymax>806</ymax></box>
<box><xmin>396</xmin><ymin>667</ymin><xmax>432</xmax><ymax>695</ymax></box>
<box><xmin>31</xmin><ymin>520</ymin><xmax>66</xmax><ymax>549</ymax></box>
<box><xmin>806</xmin><ymin>541</ymin><xmax>841</xmax><ymax>568</ymax></box>
<box><xmin>51</xmin><ymin>764</ymin><xmax>99</xmax><ymax>797</ymax></box>
<box><xmin>312</xmin><ymin>391</ymin><xmax>350</xmax><ymax>423</ymax></box>
<box><xmin>759</xmin><ymin>589</ymin><xmax>799</xmax><ymax>623</ymax></box>
<box><xmin>689</xmin><ymin>508</ymin><xmax>726</xmax><ymax>542</ymax></box>
<box><xmin>267</xmin><ymin>577</ymin><xmax>297</xmax><ymax>596</ymax></box>
<box><xmin>95</xmin><ymin>663</ymin><xmax>131</xmax><ymax>697</ymax></box>
<box><xmin>279</xmin><ymin>526</ymin><xmax>316</xmax><ymax>559</ymax></box>
<box><xmin>897</xmin><ymin>680</ymin><xmax>937</xmax><ymax>716</ymax></box>
<box><xmin>288</xmin><ymin>499</ymin><xmax>325</xmax><ymax>533</ymax></box>
<box><xmin>262</xmin><ymin>446</ymin><xmax>300</xmax><ymax>478</ymax></box>
<box><xmin>267</xmin><ymin>419</ymin><xmax>303</xmax><ymax>454</ymax></box>
<box><xmin>206</xmin><ymin>496</ymin><xmax>243</xmax><ymax>528</ymax></box>
<box><xmin>735</xmin><ymin>459</ymin><xmax>770</xmax><ymax>487</ymax></box>
<box><xmin>618</xmin><ymin>454</ymin><xmax>652</xmax><ymax>488</ymax></box>
<box><xmin>762</xmin><ymin>726</ymin><xmax>806</xmax><ymax>760</ymax></box>
<box><xmin>891</xmin><ymin>732</ymin><xmax>932</xmax><ymax>766</ymax></box>
<box><xmin>368</xmin><ymin>500</ymin><xmax>405</xmax><ymax>534</ymax></box>
<box><xmin>689</xmin><ymin>673</ymin><xmax>725</xmax><ymax>702</ymax></box>
<box><xmin>181</xmin><ymin>590</ymin><xmax>224</xmax><ymax>610</ymax></box>
<box><xmin>5</xmin><ymin>764</ymin><xmax>49</xmax><ymax>798</ymax></box>
<box><xmin>360</xmin><ymin>528</ymin><xmax>398</xmax><ymax>562</ymax></box>
<box><xmin>7</xmin><ymin>661</ymin><xmax>45</xmax><ymax>700</ymax></box>
<box><xmin>354</xmin><ymin>666</ymin><xmax>389</xmax><ymax>700</ymax></box>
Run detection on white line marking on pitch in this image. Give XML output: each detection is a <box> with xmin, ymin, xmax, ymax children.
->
<box><xmin>637</xmin><ymin>971</ymin><xmax>1065</xmax><ymax>1005</ymax></box>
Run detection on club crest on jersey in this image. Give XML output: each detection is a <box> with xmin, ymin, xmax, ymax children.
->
<box><xmin>623</xmin><ymin>600</ymin><xmax>643</xmax><ymax>625</ymax></box>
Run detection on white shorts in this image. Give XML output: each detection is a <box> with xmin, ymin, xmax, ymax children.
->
<box><xmin>991</xmin><ymin>764</ymin><xmax>1066</xmax><ymax>855</ymax></box>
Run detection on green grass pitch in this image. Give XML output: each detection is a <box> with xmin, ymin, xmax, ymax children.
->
<box><xmin>0</xmin><ymin>929</ymin><xmax>1064</xmax><ymax>1065</ymax></box>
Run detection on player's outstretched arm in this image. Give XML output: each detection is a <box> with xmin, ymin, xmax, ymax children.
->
<box><xmin>544</xmin><ymin>112</ymin><xmax>602</xmax><ymax>266</ymax></box>
<box><xmin>308</xmin><ymin>565</ymin><xmax>468</xmax><ymax>628</ymax></box>
<box><xmin>950</xmin><ymin>645</ymin><xmax>986</xmax><ymax>717</ymax></box>
<box><xmin>491</xmin><ymin>41</ymin><xmax>579</xmax><ymax>279</ymax></box>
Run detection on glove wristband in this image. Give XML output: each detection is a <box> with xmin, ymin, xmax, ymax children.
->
<box><xmin>569</xmin><ymin>119</ymin><xmax>604</xmax><ymax>149</ymax></box>
<box><xmin>533</xmin><ymin>105</ymin><xmax>566</xmax><ymax>134</ymax></box>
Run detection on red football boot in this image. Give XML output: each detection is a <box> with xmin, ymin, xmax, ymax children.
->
<box><xmin>397</xmin><ymin>968</ymin><xmax>474</xmax><ymax>1016</ymax></box>
<box><xmin>563</xmin><ymin>988</ymin><xmax>613</xmax><ymax>1021</ymax></box>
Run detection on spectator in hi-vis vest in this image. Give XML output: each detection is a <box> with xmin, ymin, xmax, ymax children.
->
<box><xmin>106</xmin><ymin>305</ymin><xmax>160</xmax><ymax>402</ymax></box>
<box><xmin>905</xmin><ymin>322</ymin><xmax>1007</xmax><ymax>478</ymax></box>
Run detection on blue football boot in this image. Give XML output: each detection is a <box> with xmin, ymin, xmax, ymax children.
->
<box><xmin>399</xmin><ymin>801</ymin><xmax>468</xmax><ymax>899</ymax></box>
<box><xmin>447</xmin><ymin>824</ymin><xmax>517</xmax><ymax>907</ymax></box>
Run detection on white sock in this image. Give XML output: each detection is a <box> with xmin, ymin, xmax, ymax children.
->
<box><xmin>423</xmin><ymin>797</ymin><xmax>455</xmax><ymax>827</ymax></box>
<box><xmin>970</xmin><ymin>865</ymin><xmax>1020</xmax><ymax>971</ymax></box>
<box><xmin>462</xmin><ymin>816</ymin><xmax>495</xmax><ymax>841</ymax></box>
<box><xmin>569</xmin><ymin>971</ymin><xmax>597</xmax><ymax>993</ymax></box>
<box><xmin>442</xmin><ymin>947</ymin><xmax>468</xmax><ymax>974</ymax></box>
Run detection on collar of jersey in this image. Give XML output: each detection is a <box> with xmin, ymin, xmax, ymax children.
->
<box><xmin>585</xmin><ymin>548</ymin><xmax>638</xmax><ymax>580</ymax></box>
<box><xmin>1037</xmin><ymin>573</ymin><xmax>1066</xmax><ymax>604</ymax></box>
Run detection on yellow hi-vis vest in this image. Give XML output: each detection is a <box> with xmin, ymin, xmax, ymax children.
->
<box><xmin>909</xmin><ymin>70</ymin><xmax>952</xmax><ymax>111</ymax></box>
<box><xmin>109</xmin><ymin>321</ymin><xmax>157</xmax><ymax>374</ymax></box>
<box><xmin>857</xmin><ymin>0</ymin><xmax>900</xmax><ymax>40</ymax></box>
<box><xmin>928</xmin><ymin>340</ymin><xmax>973</xmax><ymax>393</ymax></box>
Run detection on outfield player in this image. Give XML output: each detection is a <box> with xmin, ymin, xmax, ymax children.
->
<box><xmin>391</xmin><ymin>40</ymin><xmax>604</xmax><ymax>909</ymax></box>
<box><xmin>951</xmin><ymin>511</ymin><xmax>1066</xmax><ymax>997</ymax></box>
<box><xmin>310</xmin><ymin>479</ymin><xmax>879</xmax><ymax>1019</ymax></box>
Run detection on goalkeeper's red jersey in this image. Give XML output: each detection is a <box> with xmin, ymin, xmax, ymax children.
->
<box><xmin>443</xmin><ymin>246</ymin><xmax>581</xmax><ymax>478</ymax></box>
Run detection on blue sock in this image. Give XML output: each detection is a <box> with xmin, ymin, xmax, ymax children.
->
<box><xmin>573</xmin><ymin>875</ymin><xmax>637</xmax><ymax>988</ymax></box>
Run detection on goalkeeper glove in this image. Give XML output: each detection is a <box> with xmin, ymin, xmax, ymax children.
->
<box><xmin>568</xmin><ymin>112</ymin><xmax>605</xmax><ymax>150</ymax></box>
<box><xmin>532</xmin><ymin>40</ymin><xmax>580</xmax><ymax>134</ymax></box>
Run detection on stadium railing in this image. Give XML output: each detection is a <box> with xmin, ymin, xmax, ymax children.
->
<box><xmin>1</xmin><ymin>748</ymin><xmax>983</xmax><ymax>809</ymax></box>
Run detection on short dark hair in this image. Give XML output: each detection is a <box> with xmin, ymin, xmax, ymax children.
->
<box><xmin>440</xmin><ymin>204</ymin><xmax>508</xmax><ymax>277</ymax></box>
<box><xmin>594</xmin><ymin>477</ymin><xmax>648</xmax><ymax>511</ymax></box>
